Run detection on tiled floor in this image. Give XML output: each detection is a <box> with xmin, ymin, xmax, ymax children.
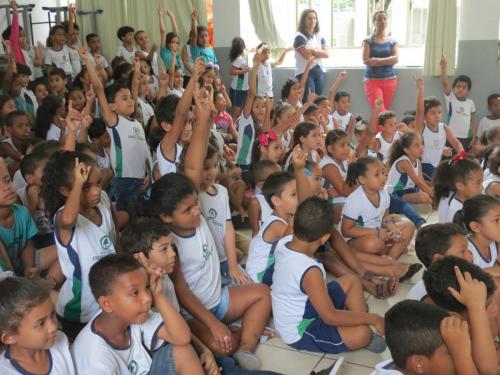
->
<box><xmin>248</xmin><ymin>207</ymin><xmax>438</xmax><ymax>375</ymax></box>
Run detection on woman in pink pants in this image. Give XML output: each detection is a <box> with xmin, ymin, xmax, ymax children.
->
<box><xmin>362</xmin><ymin>11</ymin><xmax>398</xmax><ymax>112</ymax></box>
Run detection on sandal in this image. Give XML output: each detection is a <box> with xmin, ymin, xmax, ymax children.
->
<box><xmin>399</xmin><ymin>263</ymin><xmax>423</xmax><ymax>282</ymax></box>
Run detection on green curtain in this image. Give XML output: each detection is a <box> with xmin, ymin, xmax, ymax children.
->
<box><xmin>423</xmin><ymin>0</ymin><xmax>457</xmax><ymax>76</ymax></box>
<box><xmin>248</xmin><ymin>0</ymin><xmax>286</xmax><ymax>50</ymax></box>
<box><xmin>76</xmin><ymin>0</ymin><xmax>207</xmax><ymax>64</ymax></box>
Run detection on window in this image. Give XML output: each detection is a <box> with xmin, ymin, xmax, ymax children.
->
<box><xmin>240</xmin><ymin>0</ymin><xmax>430</xmax><ymax>67</ymax></box>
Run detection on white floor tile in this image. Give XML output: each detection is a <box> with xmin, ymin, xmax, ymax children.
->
<box><xmin>256</xmin><ymin>344</ymin><xmax>324</xmax><ymax>374</ymax></box>
<box><xmin>313</xmin><ymin>358</ymin><xmax>375</xmax><ymax>375</ymax></box>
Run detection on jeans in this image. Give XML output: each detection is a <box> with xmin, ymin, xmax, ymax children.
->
<box><xmin>297</xmin><ymin>65</ymin><xmax>325</xmax><ymax>102</ymax></box>
<box><xmin>150</xmin><ymin>344</ymin><xmax>176</xmax><ymax>375</ymax></box>
<box><xmin>389</xmin><ymin>194</ymin><xmax>426</xmax><ymax>228</ymax></box>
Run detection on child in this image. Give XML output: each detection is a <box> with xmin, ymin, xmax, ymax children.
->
<box><xmin>329</xmin><ymin>72</ymin><xmax>355</xmax><ymax>133</ymax></box>
<box><xmin>214</xmin><ymin>91</ymin><xmax>237</xmax><ymax>144</ymax></box>
<box><xmin>88</xmin><ymin>118</ymin><xmax>111</xmax><ymax>170</ymax></box>
<box><xmin>190</xmin><ymin>10</ymin><xmax>218</xmax><ymax>64</ymax></box>
<box><xmin>453</xmin><ymin>195</ymin><xmax>500</xmax><ymax>271</ymax></box>
<box><xmin>272</xmin><ymin>196</ymin><xmax>386</xmax><ymax>354</ymax></box>
<box><xmin>377</xmin><ymin>300</ymin><xmax>477</xmax><ymax>375</ymax></box>
<box><xmin>483</xmin><ymin>146</ymin><xmax>500</xmax><ymax>197</ymax></box>
<box><xmin>247</xmin><ymin>146</ymin><xmax>311</xmax><ymax>284</ymax></box>
<box><xmin>0</xmin><ymin>277</ymin><xmax>76</xmax><ymax>374</ymax></box>
<box><xmin>0</xmin><ymin>157</ymin><xmax>37</xmax><ymax>276</ymax></box>
<box><xmin>408</xmin><ymin>223</ymin><xmax>472</xmax><ymax>302</ymax></box>
<box><xmin>41</xmin><ymin>151</ymin><xmax>116</xmax><ymax>339</ymax></box>
<box><xmin>0</xmin><ymin>95</ymin><xmax>18</xmax><ymax>137</ymax></box>
<box><xmin>48</xmin><ymin>68</ymin><xmax>68</xmax><ymax>100</ymax></box>
<box><xmin>386</xmin><ymin>132</ymin><xmax>433</xmax><ymax>204</ymax></box>
<box><xmin>271</xmin><ymin>104</ymin><xmax>299</xmax><ymax>152</ymax></box>
<box><xmin>85</xmin><ymin>33</ymin><xmax>112</xmax><ymax>79</ymax></box>
<box><xmin>478</xmin><ymin>94</ymin><xmax>500</xmax><ymax>139</ymax></box>
<box><xmin>284</xmin><ymin>122</ymin><xmax>322</xmax><ymax>169</ymax></box>
<box><xmin>115</xmin><ymin>26</ymin><xmax>137</xmax><ymax>64</ymax></box>
<box><xmin>30</xmin><ymin>78</ymin><xmax>49</xmax><ymax>108</ymax></box>
<box><xmin>374</xmin><ymin>111</ymin><xmax>400</xmax><ymax>163</ymax></box>
<box><xmin>72</xmin><ymin>253</ymin><xmax>203</xmax><ymax>374</ymax></box>
<box><xmin>433</xmin><ymin>154</ymin><xmax>483</xmax><ymax>223</ymax></box>
<box><xmin>63</xmin><ymin>5</ymin><xmax>82</xmax><ymax>77</ymax></box>
<box><xmin>248</xmin><ymin>160</ymin><xmax>281</xmax><ymax>236</ymax></box>
<box><xmin>250</xmin><ymin>130</ymin><xmax>283</xmax><ymax>165</ymax></box>
<box><xmin>1</xmin><ymin>111</ymin><xmax>31</xmax><ymax>175</ymax></box>
<box><xmin>256</xmin><ymin>43</ymin><xmax>292</xmax><ymax>98</ymax></box>
<box><xmin>80</xmin><ymin>48</ymin><xmax>151</xmax><ymax>211</ymax></box>
<box><xmin>158</xmin><ymin>5</ymin><xmax>181</xmax><ymax>74</ymax></box>
<box><xmin>341</xmin><ymin>157</ymin><xmax>415</xmax><ymax>260</ymax></box>
<box><xmin>134</xmin><ymin>30</ymin><xmax>159</xmax><ymax>77</ymax></box>
<box><xmin>423</xmin><ymin>256</ymin><xmax>498</xmax><ymax>375</ymax></box>
<box><xmin>35</xmin><ymin>95</ymin><xmax>66</xmax><ymax>142</ymax></box>
<box><xmin>414</xmin><ymin>77</ymin><xmax>463</xmax><ymax>181</ymax></box>
<box><xmin>440</xmin><ymin>56</ymin><xmax>477</xmax><ymax>151</ymax></box>
<box><xmin>44</xmin><ymin>25</ymin><xmax>73</xmax><ymax>79</ymax></box>
<box><xmin>229</xmin><ymin>37</ymin><xmax>249</xmax><ymax>119</ymax></box>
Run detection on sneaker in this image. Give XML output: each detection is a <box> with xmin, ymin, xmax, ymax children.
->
<box><xmin>365</xmin><ymin>332</ymin><xmax>386</xmax><ymax>353</ymax></box>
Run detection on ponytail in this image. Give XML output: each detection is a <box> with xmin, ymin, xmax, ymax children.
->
<box><xmin>284</xmin><ymin>122</ymin><xmax>317</xmax><ymax>162</ymax></box>
<box><xmin>387</xmin><ymin>132</ymin><xmax>418</xmax><ymax>168</ymax></box>
<box><xmin>346</xmin><ymin>156</ymin><xmax>379</xmax><ymax>187</ymax></box>
<box><xmin>453</xmin><ymin>195</ymin><xmax>500</xmax><ymax>232</ymax></box>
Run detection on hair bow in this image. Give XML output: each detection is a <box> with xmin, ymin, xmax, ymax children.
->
<box><xmin>258</xmin><ymin>131</ymin><xmax>278</xmax><ymax>147</ymax></box>
<box><xmin>450</xmin><ymin>150</ymin><xmax>468</xmax><ymax>164</ymax></box>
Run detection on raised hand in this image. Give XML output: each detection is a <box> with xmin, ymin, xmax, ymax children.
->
<box><xmin>78</xmin><ymin>47</ymin><xmax>90</xmax><ymax>62</ymax></box>
<box><xmin>439</xmin><ymin>55</ymin><xmax>447</xmax><ymax>68</ymax></box>
<box><xmin>191</xmin><ymin>9</ymin><xmax>198</xmax><ymax>21</ymax></box>
<box><xmin>192</xmin><ymin>57</ymin><xmax>205</xmax><ymax>79</ymax></box>
<box><xmin>253</xmin><ymin>50</ymin><xmax>262</xmax><ymax>65</ymax></box>
<box><xmin>85</xmin><ymin>85</ymin><xmax>96</xmax><ymax>103</ymax></box>
<box><xmin>448</xmin><ymin>266</ymin><xmax>487</xmax><ymax>311</ymax></box>
<box><xmin>440</xmin><ymin>316</ymin><xmax>472</xmax><ymax>356</ymax></box>
<box><xmin>74</xmin><ymin>158</ymin><xmax>90</xmax><ymax>185</ymax></box>
<box><xmin>158</xmin><ymin>72</ymin><xmax>169</xmax><ymax>87</ymax></box>
<box><xmin>134</xmin><ymin>252</ymin><xmax>165</xmax><ymax>296</ymax></box>
<box><xmin>157</xmin><ymin>2</ymin><xmax>164</xmax><ymax>16</ymax></box>
<box><xmin>8</xmin><ymin>0</ymin><xmax>18</xmax><ymax>11</ymax></box>
<box><xmin>292</xmin><ymin>145</ymin><xmax>308</xmax><ymax>170</ymax></box>
<box><xmin>412</xmin><ymin>75</ymin><xmax>424</xmax><ymax>90</ymax></box>
<box><xmin>66</xmin><ymin>101</ymin><xmax>83</xmax><ymax>132</ymax></box>
<box><xmin>194</xmin><ymin>85</ymin><xmax>215</xmax><ymax>121</ymax></box>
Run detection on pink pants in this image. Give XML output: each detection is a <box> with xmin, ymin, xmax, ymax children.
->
<box><xmin>364</xmin><ymin>77</ymin><xmax>398</xmax><ymax>112</ymax></box>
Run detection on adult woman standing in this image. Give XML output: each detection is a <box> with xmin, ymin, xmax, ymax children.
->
<box><xmin>293</xmin><ymin>9</ymin><xmax>329</xmax><ymax>102</ymax></box>
<box><xmin>362</xmin><ymin>10</ymin><xmax>399</xmax><ymax>112</ymax></box>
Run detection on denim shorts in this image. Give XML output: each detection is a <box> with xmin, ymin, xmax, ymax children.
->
<box><xmin>229</xmin><ymin>88</ymin><xmax>248</xmax><ymax>107</ymax></box>
<box><xmin>111</xmin><ymin>177</ymin><xmax>145</xmax><ymax>211</ymax></box>
<box><xmin>421</xmin><ymin>163</ymin><xmax>435</xmax><ymax>181</ymax></box>
<box><xmin>150</xmin><ymin>343</ymin><xmax>176</xmax><ymax>375</ymax></box>
<box><xmin>182</xmin><ymin>286</ymin><xmax>230</xmax><ymax>321</ymax></box>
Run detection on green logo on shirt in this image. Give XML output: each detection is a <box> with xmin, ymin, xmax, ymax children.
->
<box><xmin>100</xmin><ymin>235</ymin><xmax>112</xmax><ymax>250</ymax></box>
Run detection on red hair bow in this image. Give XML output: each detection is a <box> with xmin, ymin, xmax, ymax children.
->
<box><xmin>451</xmin><ymin>150</ymin><xmax>468</xmax><ymax>164</ymax></box>
<box><xmin>258</xmin><ymin>131</ymin><xmax>278</xmax><ymax>147</ymax></box>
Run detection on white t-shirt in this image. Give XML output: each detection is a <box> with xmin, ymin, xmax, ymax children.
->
<box><xmin>96</xmin><ymin>150</ymin><xmax>111</xmax><ymax>170</ymax></box>
<box><xmin>235</xmin><ymin>114</ymin><xmax>256</xmax><ymax>167</ymax></box>
<box><xmin>257</xmin><ymin>62</ymin><xmax>273</xmax><ymax>97</ymax></box>
<box><xmin>319</xmin><ymin>155</ymin><xmax>348</xmax><ymax>204</ymax></box>
<box><xmin>156</xmin><ymin>142</ymin><xmax>183</xmax><ymax>176</ymax></box>
<box><xmin>116</xmin><ymin>45</ymin><xmax>138</xmax><ymax>64</ymax></box>
<box><xmin>198</xmin><ymin>184</ymin><xmax>232</xmax><ymax>263</ymax></box>
<box><xmin>13</xmin><ymin>169</ymin><xmax>26</xmax><ymax>190</ymax></box>
<box><xmin>341</xmin><ymin>186</ymin><xmax>390</xmax><ymax>238</ymax></box>
<box><xmin>72</xmin><ymin>311</ymin><xmax>165</xmax><ymax>374</ymax></box>
<box><xmin>171</xmin><ymin>216</ymin><xmax>222</xmax><ymax>309</ymax></box>
<box><xmin>386</xmin><ymin>155</ymin><xmax>419</xmax><ymax>194</ymax></box>
<box><xmin>254</xmin><ymin>193</ymin><xmax>273</xmax><ymax>227</ymax></box>
<box><xmin>22</xmin><ymin>47</ymin><xmax>43</xmax><ymax>80</ymax></box>
<box><xmin>55</xmin><ymin>191</ymin><xmax>116</xmax><ymax>323</ymax></box>
<box><xmin>445</xmin><ymin>90</ymin><xmax>475</xmax><ymax>139</ymax></box>
<box><xmin>1</xmin><ymin>138</ymin><xmax>20</xmax><ymax>166</ymax></box>
<box><xmin>168</xmin><ymin>87</ymin><xmax>185</xmax><ymax>98</ymax></box>
<box><xmin>0</xmin><ymin>331</ymin><xmax>75</xmax><ymax>375</ymax></box>
<box><xmin>247</xmin><ymin>214</ymin><xmax>287</xmax><ymax>283</ymax></box>
<box><xmin>422</xmin><ymin>123</ymin><xmax>447</xmax><ymax>167</ymax></box>
<box><xmin>161</xmin><ymin>275</ymin><xmax>180</xmax><ymax>312</ymax></box>
<box><xmin>137</xmin><ymin>97</ymin><xmax>155</xmax><ymax>126</ymax></box>
<box><xmin>371</xmin><ymin>360</ymin><xmax>404</xmax><ymax>375</ymax></box>
<box><xmin>108</xmin><ymin>116</ymin><xmax>151</xmax><ymax>179</ymax></box>
<box><xmin>44</xmin><ymin>47</ymin><xmax>73</xmax><ymax>75</ymax></box>
<box><xmin>468</xmin><ymin>238</ymin><xmax>498</xmax><ymax>269</ymax></box>
<box><xmin>230</xmin><ymin>55</ymin><xmax>249</xmax><ymax>91</ymax></box>
<box><xmin>406</xmin><ymin>279</ymin><xmax>428</xmax><ymax>301</ymax></box>
<box><xmin>46</xmin><ymin>123</ymin><xmax>62</xmax><ymax>141</ymax></box>
<box><xmin>483</xmin><ymin>173</ymin><xmax>500</xmax><ymax>193</ymax></box>
<box><xmin>65</xmin><ymin>44</ymin><xmax>82</xmax><ymax>76</ymax></box>
<box><xmin>293</xmin><ymin>32</ymin><xmax>326</xmax><ymax>76</ymax></box>
<box><xmin>332</xmin><ymin>110</ymin><xmax>352</xmax><ymax>131</ymax></box>
<box><xmin>478</xmin><ymin>117</ymin><xmax>500</xmax><ymax>138</ymax></box>
<box><xmin>376</xmin><ymin>132</ymin><xmax>400</xmax><ymax>164</ymax></box>
<box><xmin>138</xmin><ymin>49</ymin><xmax>159</xmax><ymax>76</ymax></box>
<box><xmin>437</xmin><ymin>193</ymin><xmax>463</xmax><ymax>223</ymax></box>
<box><xmin>88</xmin><ymin>53</ymin><xmax>110</xmax><ymax>69</ymax></box>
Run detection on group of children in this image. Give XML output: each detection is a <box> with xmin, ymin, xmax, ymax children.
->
<box><xmin>1</xmin><ymin>1</ymin><xmax>500</xmax><ymax>374</ymax></box>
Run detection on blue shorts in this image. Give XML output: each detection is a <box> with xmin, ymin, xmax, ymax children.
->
<box><xmin>182</xmin><ymin>286</ymin><xmax>230</xmax><ymax>321</ymax></box>
<box><xmin>150</xmin><ymin>343</ymin><xmax>176</xmax><ymax>375</ymax></box>
<box><xmin>393</xmin><ymin>187</ymin><xmax>420</xmax><ymax>197</ymax></box>
<box><xmin>289</xmin><ymin>281</ymin><xmax>351</xmax><ymax>354</ymax></box>
<box><xmin>229</xmin><ymin>88</ymin><xmax>248</xmax><ymax>107</ymax></box>
<box><xmin>421</xmin><ymin>163</ymin><xmax>435</xmax><ymax>181</ymax></box>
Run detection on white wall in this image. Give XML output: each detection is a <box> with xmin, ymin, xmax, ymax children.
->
<box><xmin>459</xmin><ymin>0</ymin><xmax>500</xmax><ymax>41</ymax></box>
<box><xmin>213</xmin><ymin>0</ymin><xmax>240</xmax><ymax>48</ymax></box>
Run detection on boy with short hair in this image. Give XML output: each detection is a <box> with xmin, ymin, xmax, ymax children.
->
<box><xmin>272</xmin><ymin>196</ymin><xmax>386</xmax><ymax>354</ymax></box>
<box><xmin>72</xmin><ymin>253</ymin><xmax>204</xmax><ymax>374</ymax></box>
<box><xmin>424</xmin><ymin>257</ymin><xmax>498</xmax><ymax>375</ymax></box>
<box><xmin>48</xmin><ymin>68</ymin><xmax>68</xmax><ymax>100</ymax></box>
<box><xmin>374</xmin><ymin>300</ymin><xmax>478</xmax><ymax>375</ymax></box>
<box><xmin>116</xmin><ymin>26</ymin><xmax>137</xmax><ymax>64</ymax></box>
<box><xmin>408</xmin><ymin>223</ymin><xmax>473</xmax><ymax>302</ymax></box>
<box><xmin>85</xmin><ymin>33</ymin><xmax>112</xmax><ymax>79</ymax></box>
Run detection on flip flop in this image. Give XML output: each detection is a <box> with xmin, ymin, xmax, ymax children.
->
<box><xmin>399</xmin><ymin>263</ymin><xmax>423</xmax><ymax>283</ymax></box>
<box><xmin>233</xmin><ymin>351</ymin><xmax>260</xmax><ymax>370</ymax></box>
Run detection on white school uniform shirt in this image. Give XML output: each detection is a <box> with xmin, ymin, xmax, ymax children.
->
<box><xmin>65</xmin><ymin>44</ymin><xmax>82</xmax><ymax>76</ymax></box>
<box><xmin>371</xmin><ymin>360</ymin><xmax>404</xmax><ymax>375</ymax></box>
<box><xmin>46</xmin><ymin>123</ymin><xmax>62</xmax><ymax>141</ymax></box>
<box><xmin>272</xmin><ymin>237</ymin><xmax>328</xmax><ymax>344</ymax></box>
<box><xmin>385</xmin><ymin>155</ymin><xmax>419</xmax><ymax>194</ymax></box>
<box><xmin>0</xmin><ymin>331</ymin><xmax>75</xmax><ymax>375</ymax></box>
<box><xmin>161</xmin><ymin>275</ymin><xmax>180</xmax><ymax>312</ymax></box>
<box><xmin>168</xmin><ymin>86</ymin><xmax>185</xmax><ymax>98</ymax></box>
<box><xmin>445</xmin><ymin>90</ymin><xmax>475</xmax><ymax>139</ymax></box>
<box><xmin>96</xmin><ymin>150</ymin><xmax>111</xmax><ymax>170</ymax></box>
<box><xmin>478</xmin><ymin>116</ymin><xmax>500</xmax><ymax>138</ymax></box>
<box><xmin>376</xmin><ymin>132</ymin><xmax>400</xmax><ymax>164</ymax></box>
<box><xmin>199</xmin><ymin>184</ymin><xmax>232</xmax><ymax>263</ymax></box>
<box><xmin>137</xmin><ymin>97</ymin><xmax>155</xmax><ymax>126</ymax></box>
<box><xmin>407</xmin><ymin>279</ymin><xmax>428</xmax><ymax>301</ymax></box>
<box><xmin>332</xmin><ymin>110</ymin><xmax>352</xmax><ymax>131</ymax></box>
<box><xmin>293</xmin><ymin>32</ymin><xmax>326</xmax><ymax>76</ymax></box>
<box><xmin>172</xmin><ymin>216</ymin><xmax>222</xmax><ymax>309</ymax></box>
<box><xmin>55</xmin><ymin>191</ymin><xmax>116</xmax><ymax>323</ymax></box>
<box><xmin>231</xmin><ymin>55</ymin><xmax>249</xmax><ymax>91</ymax></box>
<box><xmin>72</xmin><ymin>311</ymin><xmax>165</xmax><ymax>374</ymax></box>
<box><xmin>44</xmin><ymin>47</ymin><xmax>73</xmax><ymax>75</ymax></box>
<box><xmin>422</xmin><ymin>123</ymin><xmax>447</xmax><ymax>167</ymax></box>
<box><xmin>138</xmin><ymin>49</ymin><xmax>159</xmax><ymax>76</ymax></box>
<box><xmin>108</xmin><ymin>115</ymin><xmax>151</xmax><ymax>178</ymax></box>
<box><xmin>88</xmin><ymin>52</ymin><xmax>110</xmax><ymax>69</ymax></box>
<box><xmin>254</xmin><ymin>193</ymin><xmax>273</xmax><ymax>227</ymax></box>
<box><xmin>320</xmin><ymin>155</ymin><xmax>348</xmax><ymax>204</ymax></box>
<box><xmin>156</xmin><ymin>142</ymin><xmax>183</xmax><ymax>176</ymax></box>
<box><xmin>281</xmin><ymin>129</ymin><xmax>293</xmax><ymax>150</ymax></box>
<box><xmin>235</xmin><ymin>114</ymin><xmax>256</xmax><ymax>167</ymax></box>
<box><xmin>468</xmin><ymin>238</ymin><xmax>498</xmax><ymax>269</ymax></box>
<box><xmin>257</xmin><ymin>62</ymin><xmax>273</xmax><ymax>97</ymax></box>
<box><xmin>116</xmin><ymin>45</ymin><xmax>137</xmax><ymax>64</ymax></box>
<box><xmin>247</xmin><ymin>214</ymin><xmax>287</xmax><ymax>283</ymax></box>
<box><xmin>0</xmin><ymin>138</ymin><xmax>20</xmax><ymax>166</ymax></box>
<box><xmin>483</xmin><ymin>173</ymin><xmax>500</xmax><ymax>193</ymax></box>
<box><xmin>13</xmin><ymin>169</ymin><xmax>26</xmax><ymax>190</ymax></box>
<box><xmin>22</xmin><ymin>47</ymin><xmax>44</xmax><ymax>80</ymax></box>
<box><xmin>437</xmin><ymin>193</ymin><xmax>463</xmax><ymax>223</ymax></box>
<box><xmin>341</xmin><ymin>186</ymin><xmax>390</xmax><ymax>239</ymax></box>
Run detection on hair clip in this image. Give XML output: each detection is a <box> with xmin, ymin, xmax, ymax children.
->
<box><xmin>449</xmin><ymin>150</ymin><xmax>468</xmax><ymax>165</ymax></box>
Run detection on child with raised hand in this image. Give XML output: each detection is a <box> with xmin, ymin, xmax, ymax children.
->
<box><xmin>0</xmin><ymin>277</ymin><xmax>76</xmax><ymax>375</ymax></box>
<box><xmin>247</xmin><ymin>145</ymin><xmax>313</xmax><ymax>284</ymax></box>
<box><xmin>72</xmin><ymin>253</ymin><xmax>203</xmax><ymax>374</ymax></box>
<box><xmin>190</xmin><ymin>9</ymin><xmax>218</xmax><ymax>65</ymax></box>
<box><xmin>433</xmin><ymin>154</ymin><xmax>483</xmax><ymax>223</ymax></box>
<box><xmin>329</xmin><ymin>71</ymin><xmax>355</xmax><ymax>132</ymax></box>
<box><xmin>440</xmin><ymin>55</ymin><xmax>477</xmax><ymax>151</ymax></box>
<box><xmin>385</xmin><ymin>132</ymin><xmax>434</xmax><ymax>204</ymax></box>
<box><xmin>158</xmin><ymin>4</ymin><xmax>181</xmax><ymax>72</ymax></box>
<box><xmin>80</xmin><ymin>47</ymin><xmax>151</xmax><ymax>211</ymax></box>
<box><xmin>272</xmin><ymin>196</ymin><xmax>386</xmax><ymax>354</ymax></box>
<box><xmin>408</xmin><ymin>223</ymin><xmax>473</xmax><ymax>302</ymax></box>
<box><xmin>256</xmin><ymin>43</ymin><xmax>292</xmax><ymax>98</ymax></box>
<box><xmin>134</xmin><ymin>29</ymin><xmax>159</xmax><ymax>77</ymax></box>
<box><xmin>483</xmin><ymin>146</ymin><xmax>500</xmax><ymax>197</ymax></box>
<box><xmin>376</xmin><ymin>300</ymin><xmax>478</xmax><ymax>375</ymax></box>
<box><xmin>44</xmin><ymin>25</ymin><xmax>72</xmax><ymax>79</ymax></box>
<box><xmin>413</xmin><ymin>76</ymin><xmax>463</xmax><ymax>181</ymax></box>
<box><xmin>424</xmin><ymin>257</ymin><xmax>498</xmax><ymax>375</ymax></box>
<box><xmin>41</xmin><ymin>151</ymin><xmax>116</xmax><ymax>340</ymax></box>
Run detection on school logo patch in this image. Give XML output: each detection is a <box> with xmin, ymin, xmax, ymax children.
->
<box><xmin>100</xmin><ymin>235</ymin><xmax>112</xmax><ymax>250</ymax></box>
<box><xmin>208</xmin><ymin>208</ymin><xmax>217</xmax><ymax>220</ymax></box>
